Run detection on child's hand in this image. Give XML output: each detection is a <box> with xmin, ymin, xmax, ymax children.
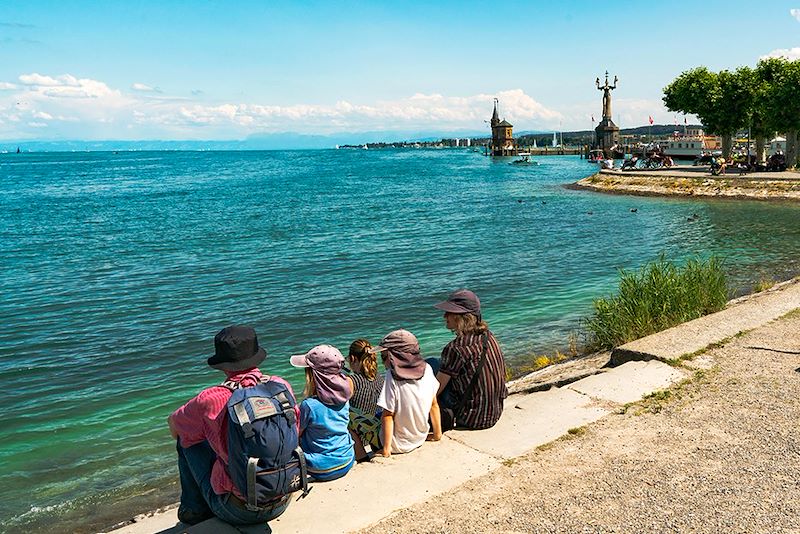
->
<box><xmin>426</xmin><ymin>432</ymin><xmax>441</xmax><ymax>442</ymax></box>
<box><xmin>381</xmin><ymin>448</ymin><xmax>391</xmax><ymax>458</ymax></box>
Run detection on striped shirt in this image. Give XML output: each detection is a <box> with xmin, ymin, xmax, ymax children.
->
<box><xmin>439</xmin><ymin>331</ymin><xmax>508</xmax><ymax>430</ymax></box>
<box><xmin>349</xmin><ymin>373</ymin><xmax>384</xmax><ymax>416</ymax></box>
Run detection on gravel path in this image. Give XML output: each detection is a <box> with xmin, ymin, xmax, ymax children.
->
<box><xmin>358</xmin><ymin>313</ymin><xmax>800</xmax><ymax>534</ymax></box>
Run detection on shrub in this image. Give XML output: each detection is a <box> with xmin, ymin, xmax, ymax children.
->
<box><xmin>585</xmin><ymin>255</ymin><xmax>728</xmax><ymax>350</ymax></box>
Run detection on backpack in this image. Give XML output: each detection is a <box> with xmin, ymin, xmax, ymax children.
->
<box><xmin>222</xmin><ymin>375</ymin><xmax>310</xmax><ymax>510</ymax></box>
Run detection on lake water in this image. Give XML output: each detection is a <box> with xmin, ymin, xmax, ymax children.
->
<box><xmin>2</xmin><ymin>149</ymin><xmax>799</xmax><ymax>532</ymax></box>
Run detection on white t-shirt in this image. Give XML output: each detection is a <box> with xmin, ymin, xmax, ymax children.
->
<box><xmin>377</xmin><ymin>364</ymin><xmax>439</xmax><ymax>454</ymax></box>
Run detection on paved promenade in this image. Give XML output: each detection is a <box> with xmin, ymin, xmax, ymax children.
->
<box><xmin>109</xmin><ymin>280</ymin><xmax>800</xmax><ymax>534</ymax></box>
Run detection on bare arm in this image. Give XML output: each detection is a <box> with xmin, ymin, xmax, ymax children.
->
<box><xmin>428</xmin><ymin>396</ymin><xmax>442</xmax><ymax>441</ymax></box>
<box><xmin>381</xmin><ymin>411</ymin><xmax>394</xmax><ymax>457</ymax></box>
<box><xmin>435</xmin><ymin>372</ymin><xmax>451</xmax><ymax>396</ymax></box>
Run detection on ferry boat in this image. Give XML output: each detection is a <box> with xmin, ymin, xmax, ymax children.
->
<box><xmin>660</xmin><ymin>128</ymin><xmax>720</xmax><ymax>160</ymax></box>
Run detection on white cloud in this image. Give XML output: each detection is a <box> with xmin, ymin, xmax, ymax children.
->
<box><xmin>131</xmin><ymin>82</ymin><xmax>156</xmax><ymax>93</ymax></box>
<box><xmin>0</xmin><ymin>82</ymin><xmax>16</xmax><ymax>90</ymax></box>
<box><xmin>135</xmin><ymin>88</ymin><xmax>564</xmax><ymax>133</ymax></box>
<box><xmin>761</xmin><ymin>47</ymin><xmax>800</xmax><ymax>60</ymax></box>
<box><xmin>19</xmin><ymin>73</ymin><xmax>65</xmax><ymax>86</ymax></box>
<box><xmin>18</xmin><ymin>72</ymin><xmax>120</xmax><ymax>99</ymax></box>
<box><xmin>791</xmin><ymin>8</ymin><xmax>800</xmax><ymax>22</ymax></box>
<box><xmin>0</xmin><ymin>71</ymin><xmax>572</xmax><ymax>139</ymax></box>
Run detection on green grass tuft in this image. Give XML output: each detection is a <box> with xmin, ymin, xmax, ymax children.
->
<box><xmin>584</xmin><ymin>255</ymin><xmax>728</xmax><ymax>351</ymax></box>
<box><xmin>753</xmin><ymin>277</ymin><xmax>777</xmax><ymax>293</ymax></box>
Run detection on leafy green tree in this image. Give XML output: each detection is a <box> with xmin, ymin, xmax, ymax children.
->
<box><xmin>663</xmin><ymin>67</ymin><xmax>716</xmax><ymax>118</ymax></box>
<box><xmin>757</xmin><ymin>57</ymin><xmax>800</xmax><ymax>167</ymax></box>
<box><xmin>663</xmin><ymin>67</ymin><xmax>758</xmax><ymax>158</ymax></box>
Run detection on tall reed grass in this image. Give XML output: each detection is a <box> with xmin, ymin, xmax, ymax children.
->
<box><xmin>585</xmin><ymin>256</ymin><xmax>728</xmax><ymax>350</ymax></box>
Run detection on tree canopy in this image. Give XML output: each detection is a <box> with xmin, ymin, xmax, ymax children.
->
<box><xmin>664</xmin><ymin>58</ymin><xmax>800</xmax><ymax>138</ymax></box>
<box><xmin>757</xmin><ymin>57</ymin><xmax>800</xmax><ymax>134</ymax></box>
<box><xmin>663</xmin><ymin>66</ymin><xmax>758</xmax><ymax>138</ymax></box>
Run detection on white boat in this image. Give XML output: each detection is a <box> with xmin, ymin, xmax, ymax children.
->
<box><xmin>661</xmin><ymin>128</ymin><xmax>720</xmax><ymax>159</ymax></box>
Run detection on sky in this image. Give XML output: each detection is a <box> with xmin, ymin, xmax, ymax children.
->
<box><xmin>1</xmin><ymin>0</ymin><xmax>800</xmax><ymax>142</ymax></box>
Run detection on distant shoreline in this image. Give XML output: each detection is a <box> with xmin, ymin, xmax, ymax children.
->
<box><xmin>569</xmin><ymin>167</ymin><xmax>800</xmax><ymax>202</ymax></box>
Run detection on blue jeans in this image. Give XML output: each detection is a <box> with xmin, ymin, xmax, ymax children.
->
<box><xmin>425</xmin><ymin>358</ymin><xmax>456</xmax><ymax>409</ymax></box>
<box><xmin>177</xmin><ymin>440</ymin><xmax>291</xmax><ymax>528</ymax></box>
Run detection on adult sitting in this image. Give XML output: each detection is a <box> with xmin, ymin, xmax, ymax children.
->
<box><xmin>431</xmin><ymin>289</ymin><xmax>508</xmax><ymax>431</ymax></box>
<box><xmin>167</xmin><ymin>325</ymin><xmax>298</xmax><ymax>527</ymax></box>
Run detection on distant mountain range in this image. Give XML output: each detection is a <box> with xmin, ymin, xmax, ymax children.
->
<box><xmin>2</xmin><ymin>129</ymin><xmax>487</xmax><ymax>152</ymax></box>
<box><xmin>1</xmin><ymin>125</ymin><xmax>700</xmax><ymax>152</ymax></box>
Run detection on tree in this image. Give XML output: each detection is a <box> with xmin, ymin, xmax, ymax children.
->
<box><xmin>757</xmin><ymin>57</ymin><xmax>800</xmax><ymax>168</ymax></box>
<box><xmin>663</xmin><ymin>67</ymin><xmax>757</xmax><ymax>158</ymax></box>
<box><xmin>663</xmin><ymin>67</ymin><xmax>716</xmax><ymax>121</ymax></box>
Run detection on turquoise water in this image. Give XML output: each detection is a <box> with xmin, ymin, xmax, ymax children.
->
<box><xmin>2</xmin><ymin>149</ymin><xmax>799</xmax><ymax>532</ymax></box>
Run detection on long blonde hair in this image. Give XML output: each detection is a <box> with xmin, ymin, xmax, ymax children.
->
<box><xmin>449</xmin><ymin>313</ymin><xmax>489</xmax><ymax>336</ymax></box>
<box><xmin>303</xmin><ymin>368</ymin><xmax>317</xmax><ymax>399</ymax></box>
<box><xmin>348</xmin><ymin>338</ymin><xmax>377</xmax><ymax>380</ymax></box>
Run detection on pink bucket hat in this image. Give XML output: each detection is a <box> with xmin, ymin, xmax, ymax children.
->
<box><xmin>290</xmin><ymin>345</ymin><xmax>351</xmax><ymax>405</ymax></box>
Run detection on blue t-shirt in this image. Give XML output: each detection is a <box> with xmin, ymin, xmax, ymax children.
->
<box><xmin>299</xmin><ymin>397</ymin><xmax>354</xmax><ymax>475</ymax></box>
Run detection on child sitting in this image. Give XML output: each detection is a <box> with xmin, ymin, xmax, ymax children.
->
<box><xmin>372</xmin><ymin>330</ymin><xmax>442</xmax><ymax>456</ymax></box>
<box><xmin>290</xmin><ymin>345</ymin><xmax>355</xmax><ymax>481</ymax></box>
<box><xmin>346</xmin><ymin>339</ymin><xmax>385</xmax><ymax>461</ymax></box>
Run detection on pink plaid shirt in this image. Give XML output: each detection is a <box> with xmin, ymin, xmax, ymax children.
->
<box><xmin>170</xmin><ymin>369</ymin><xmax>300</xmax><ymax>497</ymax></box>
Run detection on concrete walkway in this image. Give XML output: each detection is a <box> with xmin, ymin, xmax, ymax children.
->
<box><xmin>109</xmin><ymin>279</ymin><xmax>800</xmax><ymax>534</ymax></box>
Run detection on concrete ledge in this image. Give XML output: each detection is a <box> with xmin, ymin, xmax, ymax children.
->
<box><xmin>506</xmin><ymin>351</ymin><xmax>611</xmax><ymax>395</ymax></box>
<box><xmin>448</xmin><ymin>387</ymin><xmax>611</xmax><ymax>459</ymax></box>
<box><xmin>612</xmin><ymin>278</ymin><xmax>800</xmax><ymax>365</ymax></box>
<box><xmin>568</xmin><ymin>361</ymin><xmax>686</xmax><ymax>405</ymax></box>
<box><xmin>269</xmin><ymin>437</ymin><xmax>500</xmax><ymax>533</ymax></box>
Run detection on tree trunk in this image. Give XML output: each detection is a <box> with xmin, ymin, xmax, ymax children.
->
<box><xmin>786</xmin><ymin>130</ymin><xmax>798</xmax><ymax>169</ymax></box>
<box><xmin>755</xmin><ymin>136</ymin><xmax>766</xmax><ymax>163</ymax></box>
<box><xmin>722</xmin><ymin>135</ymin><xmax>733</xmax><ymax>159</ymax></box>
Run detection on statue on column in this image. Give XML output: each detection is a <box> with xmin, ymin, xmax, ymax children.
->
<box><xmin>596</xmin><ymin>71</ymin><xmax>618</xmax><ymax>120</ymax></box>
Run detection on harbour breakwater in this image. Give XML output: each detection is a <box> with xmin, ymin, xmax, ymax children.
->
<box><xmin>571</xmin><ymin>167</ymin><xmax>800</xmax><ymax>201</ymax></box>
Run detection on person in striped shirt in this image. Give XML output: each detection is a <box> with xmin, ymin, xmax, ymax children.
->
<box><xmin>433</xmin><ymin>289</ymin><xmax>508</xmax><ymax>430</ymax></box>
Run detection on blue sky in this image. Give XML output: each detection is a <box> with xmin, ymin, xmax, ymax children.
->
<box><xmin>2</xmin><ymin>0</ymin><xmax>799</xmax><ymax>141</ymax></box>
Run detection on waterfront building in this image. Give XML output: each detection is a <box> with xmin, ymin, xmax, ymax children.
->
<box><xmin>594</xmin><ymin>72</ymin><xmax>620</xmax><ymax>156</ymax></box>
<box><xmin>489</xmin><ymin>98</ymin><xmax>517</xmax><ymax>156</ymax></box>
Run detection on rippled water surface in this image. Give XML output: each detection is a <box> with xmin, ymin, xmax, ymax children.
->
<box><xmin>2</xmin><ymin>149</ymin><xmax>799</xmax><ymax>532</ymax></box>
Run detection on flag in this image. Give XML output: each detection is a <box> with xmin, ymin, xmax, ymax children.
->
<box><xmin>648</xmin><ymin>116</ymin><xmax>654</xmax><ymax>125</ymax></box>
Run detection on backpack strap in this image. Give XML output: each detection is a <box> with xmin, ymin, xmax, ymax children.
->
<box><xmin>220</xmin><ymin>371</ymin><xmax>264</xmax><ymax>391</ymax></box>
<box><xmin>233</xmin><ymin>402</ymin><xmax>255</xmax><ymax>439</ymax></box>
<box><xmin>246</xmin><ymin>457</ymin><xmax>260</xmax><ymax>511</ymax></box>
<box><xmin>295</xmin><ymin>446</ymin><xmax>311</xmax><ymax>499</ymax></box>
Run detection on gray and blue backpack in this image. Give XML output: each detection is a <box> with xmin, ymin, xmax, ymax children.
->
<box><xmin>222</xmin><ymin>375</ymin><xmax>310</xmax><ymax>510</ymax></box>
